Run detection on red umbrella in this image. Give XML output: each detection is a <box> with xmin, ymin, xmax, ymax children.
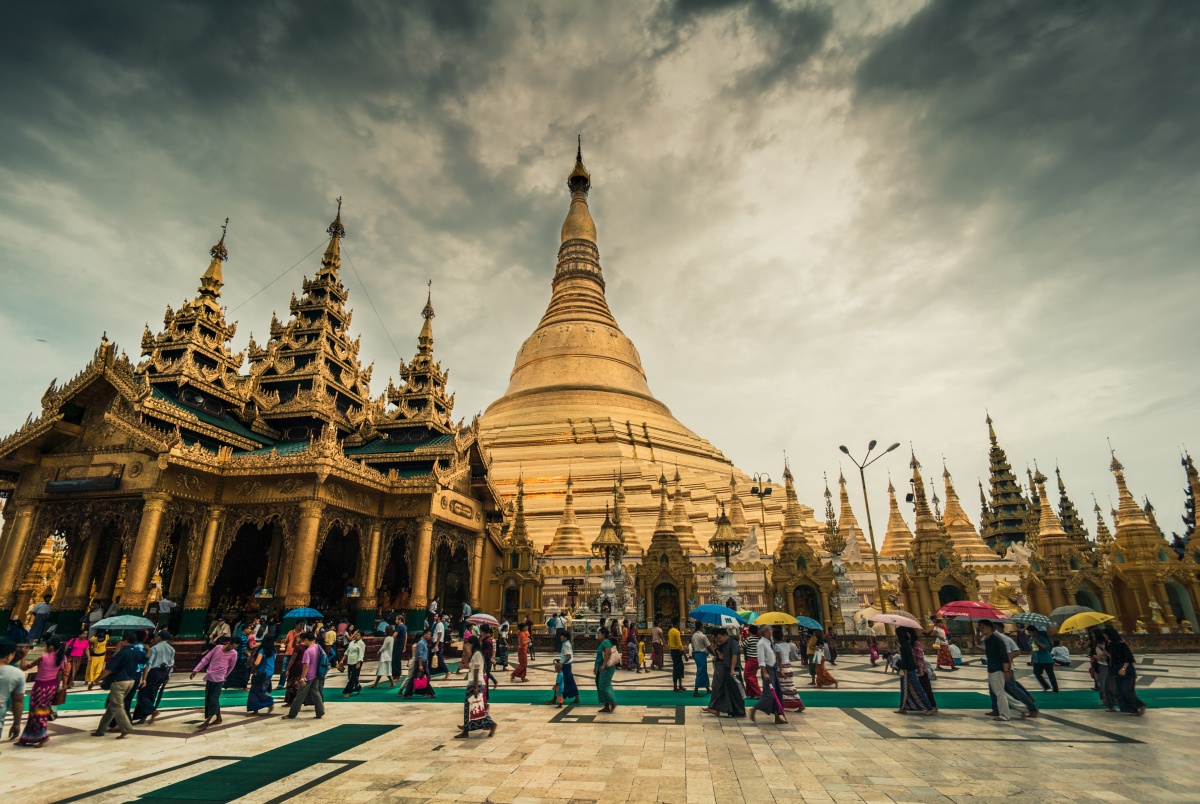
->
<box><xmin>935</xmin><ymin>600</ymin><xmax>1007</xmax><ymax>621</ymax></box>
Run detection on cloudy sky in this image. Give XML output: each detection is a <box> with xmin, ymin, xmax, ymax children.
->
<box><xmin>2</xmin><ymin>0</ymin><xmax>1196</xmax><ymax>537</ymax></box>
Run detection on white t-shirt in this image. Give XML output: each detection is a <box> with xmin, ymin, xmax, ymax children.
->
<box><xmin>32</xmin><ymin>602</ymin><xmax>51</xmax><ymax>616</ymax></box>
<box><xmin>158</xmin><ymin>599</ymin><xmax>175</xmax><ymax>614</ymax></box>
<box><xmin>0</xmin><ymin>664</ymin><xmax>26</xmax><ymax>725</ymax></box>
<box><xmin>997</xmin><ymin>631</ymin><xmax>1019</xmax><ymax>656</ymax></box>
<box><xmin>560</xmin><ymin>641</ymin><xmax>574</xmax><ymax>665</ymax></box>
<box><xmin>1051</xmin><ymin>646</ymin><xmax>1070</xmax><ymax>663</ymax></box>
<box><xmin>433</xmin><ymin>622</ymin><xmax>445</xmax><ymax>644</ymax></box>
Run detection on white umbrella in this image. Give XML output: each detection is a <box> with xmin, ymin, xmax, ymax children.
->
<box><xmin>467</xmin><ymin>613</ymin><xmax>499</xmax><ymax>627</ymax></box>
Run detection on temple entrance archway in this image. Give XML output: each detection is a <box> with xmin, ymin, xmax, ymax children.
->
<box><xmin>938</xmin><ymin>585</ymin><xmax>967</xmax><ymax>606</ymax></box>
<box><xmin>503</xmin><ymin>587</ymin><xmax>520</xmax><ymax>621</ymax></box>
<box><xmin>1111</xmin><ymin>576</ymin><xmax>1141</xmax><ymax>631</ymax></box>
<box><xmin>311</xmin><ymin>525</ymin><xmax>362</xmax><ymax>619</ymax></box>
<box><xmin>433</xmin><ymin>544</ymin><xmax>469</xmax><ymax>621</ymax></box>
<box><xmin>210</xmin><ymin>523</ymin><xmax>273</xmax><ymax>618</ymax></box>
<box><xmin>793</xmin><ymin>584</ymin><xmax>822</xmax><ymax>624</ymax></box>
<box><xmin>1165</xmin><ymin>581</ymin><xmax>1197</xmax><ymax>631</ymax></box>
<box><xmin>1074</xmin><ymin>584</ymin><xmax>1103</xmax><ymax>612</ymax></box>
<box><xmin>155</xmin><ymin>520</ymin><xmax>194</xmax><ymax>632</ymax></box>
<box><xmin>378</xmin><ymin>534</ymin><xmax>412</xmax><ymax>614</ymax></box>
<box><xmin>654</xmin><ymin>583</ymin><xmax>680</xmax><ymax>621</ymax></box>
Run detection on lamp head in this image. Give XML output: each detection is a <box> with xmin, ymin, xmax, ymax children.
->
<box><xmin>868</xmin><ymin>440</ymin><xmax>877</xmax><ymax>451</ymax></box>
<box><xmin>886</xmin><ymin>443</ymin><xmax>901</xmax><ymax>453</ymax></box>
<box><xmin>839</xmin><ymin>445</ymin><xmax>850</xmax><ymax>455</ymax></box>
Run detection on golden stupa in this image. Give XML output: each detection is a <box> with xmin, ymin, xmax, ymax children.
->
<box><xmin>480</xmin><ymin>143</ymin><xmax>798</xmax><ymax>550</ymax></box>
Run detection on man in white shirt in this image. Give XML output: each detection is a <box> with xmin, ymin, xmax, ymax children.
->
<box><xmin>750</xmin><ymin>626</ymin><xmax>786</xmax><ymax>725</ymax></box>
<box><xmin>88</xmin><ymin>602</ymin><xmax>105</xmax><ymax>627</ymax></box>
<box><xmin>982</xmin><ymin>625</ymin><xmax>1038</xmax><ymax>717</ymax></box>
<box><xmin>432</xmin><ymin>617</ymin><xmax>448</xmax><ymax>679</ymax></box>
<box><xmin>0</xmin><ymin>639</ymin><xmax>26</xmax><ymax>739</ymax></box>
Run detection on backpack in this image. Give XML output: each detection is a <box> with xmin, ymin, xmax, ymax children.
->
<box><xmin>316</xmin><ymin>645</ymin><xmax>332</xmax><ymax>679</ymax></box>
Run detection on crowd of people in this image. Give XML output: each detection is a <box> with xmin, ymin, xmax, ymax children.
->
<box><xmin>0</xmin><ymin>604</ymin><xmax>1156</xmax><ymax>749</ymax></box>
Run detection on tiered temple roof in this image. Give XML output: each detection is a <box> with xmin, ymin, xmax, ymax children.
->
<box><xmin>981</xmin><ymin>415</ymin><xmax>1030</xmax><ymax>551</ymax></box>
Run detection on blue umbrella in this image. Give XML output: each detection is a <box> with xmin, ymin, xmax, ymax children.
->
<box><xmin>795</xmin><ymin>616</ymin><xmax>823</xmax><ymax>631</ymax></box>
<box><xmin>89</xmin><ymin>615</ymin><xmax>155</xmax><ymax>633</ymax></box>
<box><xmin>688</xmin><ymin>604</ymin><xmax>745</xmax><ymax>627</ymax></box>
<box><xmin>283</xmin><ymin>607</ymin><xmax>323</xmax><ymax>619</ymax></box>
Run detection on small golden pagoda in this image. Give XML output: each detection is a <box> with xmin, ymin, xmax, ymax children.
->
<box><xmin>633</xmin><ymin>473</ymin><xmax>696</xmax><ymax>624</ymax></box>
<box><xmin>836</xmin><ymin>469</ymin><xmax>872</xmax><ymax>560</ymax></box>
<box><xmin>547</xmin><ymin>472</ymin><xmax>588</xmax><ymax>557</ymax></box>
<box><xmin>769</xmin><ymin>463</ymin><xmax>837</xmax><ymax>626</ymax></box>
<box><xmin>879</xmin><ymin>474</ymin><xmax>914</xmax><ymax>558</ymax></box>
<box><xmin>670</xmin><ymin>469</ymin><xmax>704</xmax><ymax>555</ymax></box>
<box><xmin>493</xmin><ymin>476</ymin><xmax>542</xmax><ymax>623</ymax></box>
<box><xmin>898</xmin><ymin>452</ymin><xmax>978</xmax><ymax>621</ymax></box>
<box><xmin>940</xmin><ymin>463</ymin><xmax>994</xmax><ymax>561</ymax></box>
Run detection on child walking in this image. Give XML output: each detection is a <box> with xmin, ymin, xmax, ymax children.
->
<box><xmin>637</xmin><ymin>639</ymin><xmax>647</xmax><ymax>673</ymax></box>
<box><xmin>547</xmin><ymin>659</ymin><xmax>565</xmax><ymax>707</ymax></box>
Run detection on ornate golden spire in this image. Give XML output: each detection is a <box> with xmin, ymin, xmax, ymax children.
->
<box><xmin>779</xmin><ymin>462</ymin><xmax>808</xmax><ymax>551</ymax></box>
<box><xmin>547</xmin><ymin>470</ymin><xmax>588</xmax><ymax>556</ymax></box>
<box><xmin>418</xmin><ymin>280</ymin><xmax>435</xmax><ymax>356</ymax></box>
<box><xmin>707</xmin><ymin>502</ymin><xmax>741</xmax><ymax>562</ymax></box>
<box><xmin>1093</xmin><ymin>497</ymin><xmax>1114</xmax><ymax>549</ymax></box>
<box><xmin>591</xmin><ymin>503</ymin><xmax>624</xmax><ymax>566</ymax></box>
<box><xmin>562</xmin><ymin>136</ymin><xmax>595</xmax><ymax>244</ymax></box>
<box><xmin>320</xmin><ymin>196</ymin><xmax>345</xmax><ymax>276</ymax></box>
<box><xmin>671</xmin><ymin>470</ymin><xmax>703</xmax><ymax>553</ymax></box>
<box><xmin>1108</xmin><ymin>446</ymin><xmax>1150</xmax><ymax>526</ymax></box>
<box><xmin>836</xmin><ymin>468</ymin><xmax>870</xmax><ymax>555</ymax></box>
<box><xmin>727</xmin><ymin>470</ymin><xmax>750</xmax><ymax>541</ymax></box>
<box><xmin>647</xmin><ymin>471</ymin><xmax>685</xmax><ymax>555</ymax></box>
<box><xmin>879</xmin><ymin>473</ymin><xmax>914</xmax><ymax>557</ymax></box>
<box><xmin>509</xmin><ymin>474</ymin><xmax>532</xmax><ymax>546</ymax></box>
<box><xmin>613</xmin><ymin>468</ymin><xmax>641</xmax><ymax>554</ymax></box>
<box><xmin>940</xmin><ymin>463</ymin><xmax>993</xmax><ymax>560</ymax></box>
<box><xmin>198</xmin><ymin>218</ymin><xmax>229</xmax><ymax>301</ymax></box>
<box><xmin>1034</xmin><ymin>472</ymin><xmax>1069</xmax><ymax>545</ymax></box>
<box><xmin>821</xmin><ymin>473</ymin><xmax>846</xmax><ymax>555</ymax></box>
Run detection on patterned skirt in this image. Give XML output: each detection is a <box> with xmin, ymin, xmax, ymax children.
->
<box><xmin>777</xmin><ymin>660</ymin><xmax>805</xmax><ymax>711</ymax></box>
<box><xmin>899</xmin><ymin>670</ymin><xmax>932</xmax><ymax>711</ymax></box>
<box><xmin>18</xmin><ymin>679</ymin><xmax>57</xmax><ymax>745</ymax></box>
<box><xmin>463</xmin><ymin>682</ymin><xmax>494</xmax><ymax>731</ymax></box>
<box><xmin>743</xmin><ymin>657</ymin><xmax>761</xmax><ymax>697</ymax></box>
<box><xmin>936</xmin><ymin>644</ymin><xmax>954</xmax><ymax>668</ymax></box>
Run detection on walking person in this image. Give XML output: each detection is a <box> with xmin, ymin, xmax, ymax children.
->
<box><xmin>1105</xmin><ymin>626</ymin><xmax>1146</xmax><ymax>716</ymax></box>
<box><xmin>431</xmin><ymin>615</ymin><xmax>449</xmax><ymax>680</ymax></box>
<box><xmin>992</xmin><ymin>623</ymin><xmax>1039</xmax><ymax>717</ymax></box>
<box><xmin>811</xmin><ymin>633</ymin><xmax>839</xmax><ymax>688</ymax></box>
<box><xmin>1028</xmin><ymin>626</ymin><xmax>1059</xmax><ymax>693</ymax></box>
<box><xmin>668</xmin><ymin>617</ymin><xmax>686</xmax><ymax>692</ymax></box>
<box><xmin>910</xmin><ymin>628</ymin><xmax>936</xmax><ymax>712</ymax></box>
<box><xmin>742</xmin><ymin>625</ymin><xmax>762</xmax><ymax>697</ymax></box>
<box><xmin>826</xmin><ymin>630</ymin><xmax>838</xmax><ymax>665</ymax></box>
<box><xmin>932</xmin><ymin>618</ymin><xmax>956</xmax><ymax>671</ymax></box>
<box><xmin>342</xmin><ymin>630</ymin><xmax>365</xmax><ymax>696</ymax></box>
<box><xmin>455</xmin><ymin>635</ymin><xmax>497</xmax><ymax>738</ymax></box>
<box><xmin>279</xmin><ymin>621</ymin><xmax>302</xmax><ymax>685</ymax></box>
<box><xmin>191</xmin><ymin>636</ymin><xmax>238</xmax><ymax>729</ymax></box>
<box><xmin>511</xmin><ymin>622</ymin><xmax>530</xmax><ymax>682</ymax></box>
<box><xmin>27</xmin><ymin>594</ymin><xmax>53</xmax><ymax>642</ymax></box>
<box><xmin>64</xmin><ymin>627</ymin><xmax>90</xmax><ymax>686</ymax></box>
<box><xmin>625</xmin><ymin>621</ymin><xmax>638</xmax><ymax>672</ymax></box>
<box><xmin>89</xmin><ymin>633</ymin><xmax>141</xmax><ymax>741</ymax></box>
<box><xmin>774</xmin><ymin>629</ymin><xmax>805</xmax><ymax>712</ymax></box>
<box><xmin>392</xmin><ymin>617</ymin><xmax>408</xmax><ymax>680</ymax></box>
<box><xmin>595</xmin><ymin>626</ymin><xmax>619</xmax><ymax>713</ymax></box>
<box><xmin>978</xmin><ymin>620</ymin><xmax>1024</xmax><ymax>722</ymax></box>
<box><xmin>133</xmin><ymin>631</ymin><xmax>175</xmax><ymax>724</ymax></box>
<box><xmin>690</xmin><ymin>624</ymin><xmax>711</xmax><ymax>696</ymax></box>
<box><xmin>651</xmin><ymin>619</ymin><xmax>665</xmax><ymax>670</ymax></box>
<box><xmin>480</xmin><ymin>625</ymin><xmax>499</xmax><ymax>690</ymax></box>
<box><xmin>894</xmin><ymin>626</ymin><xmax>933</xmax><ymax>715</ymax></box>
<box><xmin>1088</xmin><ymin>628</ymin><xmax>1116</xmax><ymax>711</ymax></box>
<box><xmin>557</xmin><ymin>629</ymin><xmax>580</xmax><ymax>704</ymax></box>
<box><xmin>401</xmin><ymin>629</ymin><xmax>435</xmax><ymax>699</ymax></box>
<box><xmin>85</xmin><ymin>629</ymin><xmax>110</xmax><ymax>687</ymax></box>
<box><xmin>224</xmin><ymin>624</ymin><xmax>253</xmax><ymax>691</ymax></box>
<box><xmin>0</xmin><ymin>640</ymin><xmax>26</xmax><ymax>741</ymax></box>
<box><xmin>702</xmin><ymin>629</ymin><xmax>746</xmax><ymax>718</ymax></box>
<box><xmin>246</xmin><ymin>635</ymin><xmax>276</xmax><ymax>715</ymax></box>
<box><xmin>749</xmin><ymin>625</ymin><xmax>786</xmax><ymax>725</ymax></box>
<box><xmin>17</xmin><ymin>637</ymin><xmax>68</xmax><ymax>746</ymax></box>
<box><xmin>285</xmin><ymin>632</ymin><xmax>326</xmax><ymax>719</ymax></box>
<box><xmin>372</xmin><ymin>626</ymin><xmax>395</xmax><ymax>688</ymax></box>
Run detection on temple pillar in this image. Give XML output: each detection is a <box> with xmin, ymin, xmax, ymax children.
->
<box><xmin>1155</xmin><ymin>581</ymin><xmax>1178</xmax><ymax>631</ymax></box>
<box><xmin>180</xmin><ymin>505</ymin><xmax>224</xmax><ymax>637</ymax></box>
<box><xmin>282</xmin><ymin>501</ymin><xmax>325</xmax><ymax>610</ymax></box>
<box><xmin>118</xmin><ymin>493</ymin><xmax>171</xmax><ymax>614</ymax></box>
<box><xmin>407</xmin><ymin>516</ymin><xmax>434</xmax><ymax>631</ymax></box>
<box><xmin>355</xmin><ymin>523</ymin><xmax>382</xmax><ymax>632</ymax></box>
<box><xmin>470</xmin><ymin>531</ymin><xmax>485</xmax><ymax>609</ymax></box>
<box><xmin>58</xmin><ymin>524</ymin><xmax>103</xmax><ymax>629</ymax></box>
<box><xmin>0</xmin><ymin>502</ymin><xmax>37</xmax><ymax>622</ymax></box>
<box><xmin>97</xmin><ymin>541</ymin><xmax>122</xmax><ymax>606</ymax></box>
<box><xmin>262</xmin><ymin>524</ymin><xmax>285</xmax><ymax>592</ymax></box>
<box><xmin>1100</xmin><ymin>586</ymin><xmax>1118</xmax><ymax>618</ymax></box>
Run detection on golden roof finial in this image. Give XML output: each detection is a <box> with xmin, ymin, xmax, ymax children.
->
<box><xmin>417</xmin><ymin>280</ymin><xmax>435</xmax><ymax>356</ymax></box>
<box><xmin>328</xmin><ymin>196</ymin><xmax>345</xmax><ymax>240</ymax></box>
<box><xmin>561</xmin><ymin>138</ymin><xmax>596</xmax><ymax>244</ymax></box>
<box><xmin>319</xmin><ymin>197</ymin><xmax>345</xmax><ymax>275</ymax></box>
<box><xmin>422</xmin><ymin>279</ymin><xmax>435</xmax><ymax>320</ymax></box>
<box><xmin>198</xmin><ymin>218</ymin><xmax>229</xmax><ymax>300</ymax></box>
<box><xmin>986</xmin><ymin>410</ymin><xmax>998</xmax><ymax>446</ymax></box>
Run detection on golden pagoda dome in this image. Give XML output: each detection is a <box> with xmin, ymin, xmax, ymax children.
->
<box><xmin>591</xmin><ymin>503</ymin><xmax>625</xmax><ymax>566</ymax></box>
<box><xmin>707</xmin><ymin>503</ymin><xmax>742</xmax><ymax>561</ymax></box>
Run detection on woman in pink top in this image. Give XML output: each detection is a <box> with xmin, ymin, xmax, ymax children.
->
<box><xmin>18</xmin><ymin>638</ymin><xmax>67</xmax><ymax>746</ymax></box>
<box><xmin>190</xmin><ymin>637</ymin><xmax>238</xmax><ymax>730</ymax></box>
<box><xmin>64</xmin><ymin>627</ymin><xmax>90</xmax><ymax>685</ymax></box>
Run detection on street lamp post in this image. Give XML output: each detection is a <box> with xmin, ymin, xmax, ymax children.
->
<box><xmin>838</xmin><ymin>441</ymin><xmax>901</xmax><ymax>614</ymax></box>
<box><xmin>749</xmin><ymin>472</ymin><xmax>773</xmax><ymax>554</ymax></box>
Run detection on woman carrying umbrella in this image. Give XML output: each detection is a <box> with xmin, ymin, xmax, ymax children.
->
<box><xmin>895</xmin><ymin>626</ymin><xmax>933</xmax><ymax>715</ymax></box>
<box><xmin>1027</xmin><ymin>625</ymin><xmax>1059</xmax><ymax>693</ymax></box>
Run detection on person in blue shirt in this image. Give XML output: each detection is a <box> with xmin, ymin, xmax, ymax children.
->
<box><xmin>92</xmin><ymin>633</ymin><xmax>141</xmax><ymax>738</ymax></box>
<box><xmin>1027</xmin><ymin>625</ymin><xmax>1059</xmax><ymax>693</ymax></box>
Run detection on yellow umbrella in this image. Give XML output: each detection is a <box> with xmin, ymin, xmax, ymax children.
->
<box><xmin>754</xmin><ymin>611</ymin><xmax>798</xmax><ymax>626</ymax></box>
<box><xmin>1058</xmin><ymin>611</ymin><xmax>1115</xmax><ymax>633</ymax></box>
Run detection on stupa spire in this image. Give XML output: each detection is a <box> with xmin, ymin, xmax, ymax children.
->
<box><xmin>837</xmin><ymin>468</ymin><xmax>871</xmax><ymax>556</ymax></box>
<box><xmin>671</xmin><ymin>470</ymin><xmax>703</xmax><ymax>553</ymax></box>
<box><xmin>547</xmin><ymin>471</ymin><xmax>589</xmax><ymax>556</ymax></box>
<box><xmin>647</xmin><ymin>471</ymin><xmax>685</xmax><ymax>554</ymax></box>
<box><xmin>981</xmin><ymin>413</ymin><xmax>1030</xmax><ymax>550</ymax></box>
<box><xmin>821</xmin><ymin>473</ymin><xmax>846</xmax><ymax>555</ymax></box>
<box><xmin>418</xmin><ymin>280</ymin><xmax>435</xmax><ymax>356</ymax></box>
<box><xmin>879</xmin><ymin>473</ymin><xmax>914</xmax><ymax>557</ymax></box>
<box><xmin>320</xmin><ymin>196</ymin><xmax>345</xmax><ymax>276</ymax></box>
<box><xmin>1055</xmin><ymin>465</ymin><xmax>1090</xmax><ymax>546</ymax></box>
<box><xmin>509</xmin><ymin>474</ymin><xmax>532</xmax><ymax>546</ymax></box>
<box><xmin>1109</xmin><ymin>447</ymin><xmax>1149</xmax><ymax>526</ymax></box>
<box><xmin>198</xmin><ymin>217</ymin><xmax>229</xmax><ymax>301</ymax></box>
<box><xmin>613</xmin><ymin>469</ymin><xmax>641</xmax><ymax>554</ymax></box>
<box><xmin>941</xmin><ymin>464</ymin><xmax>993</xmax><ymax>560</ymax></box>
<box><xmin>1034</xmin><ymin>472</ymin><xmax>1069</xmax><ymax>545</ymax></box>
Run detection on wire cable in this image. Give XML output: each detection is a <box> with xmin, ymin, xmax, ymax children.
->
<box><xmin>229</xmin><ymin>239</ymin><xmax>328</xmax><ymax>313</ymax></box>
<box><xmin>342</xmin><ymin>242</ymin><xmax>403</xmax><ymax>361</ymax></box>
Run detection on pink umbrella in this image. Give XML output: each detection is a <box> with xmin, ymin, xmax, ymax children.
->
<box><xmin>935</xmin><ymin>600</ymin><xmax>1007</xmax><ymax>621</ymax></box>
<box><xmin>467</xmin><ymin>613</ymin><xmax>499</xmax><ymax>627</ymax></box>
<box><xmin>869</xmin><ymin>612</ymin><xmax>923</xmax><ymax>630</ymax></box>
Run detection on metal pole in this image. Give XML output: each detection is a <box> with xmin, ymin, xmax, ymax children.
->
<box><xmin>858</xmin><ymin>463</ymin><xmax>888</xmax><ymax>614</ymax></box>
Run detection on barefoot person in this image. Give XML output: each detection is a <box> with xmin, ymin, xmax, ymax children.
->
<box><xmin>749</xmin><ymin>626</ymin><xmax>786</xmax><ymax>725</ymax></box>
<box><xmin>455</xmin><ymin>635</ymin><xmax>496</xmax><ymax>739</ymax></box>
<box><xmin>191</xmin><ymin>636</ymin><xmax>238</xmax><ymax>730</ymax></box>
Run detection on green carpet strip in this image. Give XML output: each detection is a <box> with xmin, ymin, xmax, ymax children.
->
<box><xmin>55</xmin><ymin>684</ymin><xmax>1200</xmax><ymax>712</ymax></box>
<box><xmin>138</xmin><ymin>724</ymin><xmax>396</xmax><ymax>801</ymax></box>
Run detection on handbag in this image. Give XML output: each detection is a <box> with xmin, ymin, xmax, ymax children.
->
<box><xmin>604</xmin><ymin>647</ymin><xmax>621</xmax><ymax>669</ymax></box>
<box><xmin>468</xmin><ymin>692</ymin><xmax>488</xmax><ymax>721</ymax></box>
<box><xmin>54</xmin><ymin>664</ymin><xmax>69</xmax><ymax>706</ymax></box>
<box><xmin>413</xmin><ymin>675</ymin><xmax>429</xmax><ymax>691</ymax></box>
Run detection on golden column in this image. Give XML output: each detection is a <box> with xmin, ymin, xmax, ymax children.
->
<box><xmin>60</xmin><ymin>525</ymin><xmax>103</xmax><ymax>614</ymax></box>
<box><xmin>180</xmin><ymin>505</ymin><xmax>224</xmax><ymax>636</ymax></box>
<box><xmin>0</xmin><ymin>502</ymin><xmax>38</xmax><ymax>621</ymax></box>
<box><xmin>408</xmin><ymin>516</ymin><xmax>434</xmax><ymax>627</ymax></box>
<box><xmin>470</xmin><ymin>531</ymin><xmax>485</xmax><ymax>609</ymax></box>
<box><xmin>283</xmin><ymin>500</ymin><xmax>326</xmax><ymax>611</ymax></box>
<box><xmin>118</xmin><ymin>493</ymin><xmax>171</xmax><ymax>614</ymax></box>
<box><xmin>355</xmin><ymin>522</ymin><xmax>383</xmax><ymax>631</ymax></box>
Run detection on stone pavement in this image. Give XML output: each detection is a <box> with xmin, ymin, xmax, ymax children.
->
<box><xmin>2</xmin><ymin>651</ymin><xmax>1197</xmax><ymax>803</ymax></box>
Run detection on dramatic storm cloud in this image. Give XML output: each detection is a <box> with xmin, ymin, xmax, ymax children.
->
<box><xmin>1</xmin><ymin>0</ymin><xmax>1196</xmax><ymax>533</ymax></box>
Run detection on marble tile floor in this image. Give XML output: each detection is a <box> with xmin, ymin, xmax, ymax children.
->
<box><xmin>1</xmin><ymin>652</ymin><xmax>1196</xmax><ymax>804</ymax></box>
